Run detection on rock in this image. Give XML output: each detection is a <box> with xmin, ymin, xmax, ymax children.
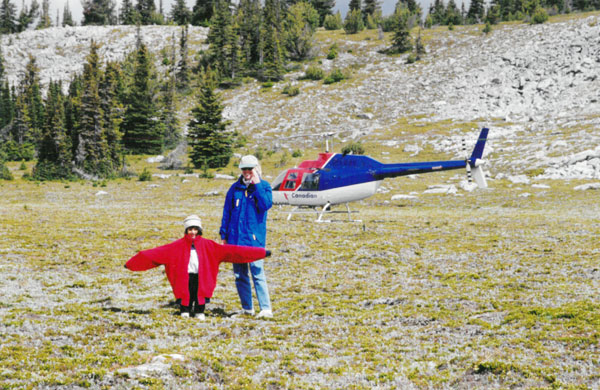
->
<box><xmin>391</xmin><ymin>194</ymin><xmax>418</xmax><ymax>200</ymax></box>
<box><xmin>214</xmin><ymin>174</ymin><xmax>236</xmax><ymax>180</ymax></box>
<box><xmin>423</xmin><ymin>185</ymin><xmax>457</xmax><ymax>194</ymax></box>
<box><xmin>147</xmin><ymin>155</ymin><xmax>165</xmax><ymax>163</ymax></box>
<box><xmin>574</xmin><ymin>183</ymin><xmax>600</xmax><ymax>191</ymax></box>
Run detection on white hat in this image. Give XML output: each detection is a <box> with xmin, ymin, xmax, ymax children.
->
<box><xmin>239</xmin><ymin>155</ymin><xmax>259</xmax><ymax>169</ymax></box>
<box><xmin>183</xmin><ymin>215</ymin><xmax>202</xmax><ymax>230</ymax></box>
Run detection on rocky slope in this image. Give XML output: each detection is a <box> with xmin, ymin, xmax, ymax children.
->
<box><xmin>2</xmin><ymin>15</ymin><xmax>599</xmax><ymax>180</ymax></box>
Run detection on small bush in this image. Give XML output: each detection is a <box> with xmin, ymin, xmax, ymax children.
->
<box><xmin>530</xmin><ymin>7</ymin><xmax>549</xmax><ymax>24</ymax></box>
<box><xmin>138</xmin><ymin>168</ymin><xmax>152</xmax><ymax>181</ymax></box>
<box><xmin>282</xmin><ymin>84</ymin><xmax>300</xmax><ymax>96</ymax></box>
<box><xmin>292</xmin><ymin>149</ymin><xmax>303</xmax><ymax>158</ymax></box>
<box><xmin>341</xmin><ymin>142</ymin><xmax>365</xmax><ymax>155</ymax></box>
<box><xmin>303</xmin><ymin>66</ymin><xmax>324</xmax><ymax>80</ymax></box>
<box><xmin>344</xmin><ymin>9</ymin><xmax>364</xmax><ymax>34</ymax></box>
<box><xmin>327</xmin><ymin>44</ymin><xmax>338</xmax><ymax>60</ymax></box>
<box><xmin>406</xmin><ymin>53</ymin><xmax>417</xmax><ymax>64</ymax></box>
<box><xmin>323</xmin><ymin>13</ymin><xmax>343</xmax><ymax>30</ymax></box>
<box><xmin>483</xmin><ymin>22</ymin><xmax>492</xmax><ymax>34</ymax></box>
<box><xmin>323</xmin><ymin>68</ymin><xmax>346</xmax><ymax>84</ymax></box>
<box><xmin>0</xmin><ymin>161</ymin><xmax>13</xmax><ymax>180</ymax></box>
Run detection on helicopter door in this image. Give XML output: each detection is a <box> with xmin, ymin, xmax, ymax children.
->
<box><xmin>282</xmin><ymin>170</ymin><xmax>303</xmax><ymax>191</ymax></box>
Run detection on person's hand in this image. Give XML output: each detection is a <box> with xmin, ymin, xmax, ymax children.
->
<box><xmin>251</xmin><ymin>168</ymin><xmax>261</xmax><ymax>184</ymax></box>
<box><xmin>222</xmin><ymin>239</ymin><xmax>227</xmax><ymax>245</ymax></box>
<box><xmin>265</xmin><ymin>250</ymin><xmax>272</xmax><ymax>257</ymax></box>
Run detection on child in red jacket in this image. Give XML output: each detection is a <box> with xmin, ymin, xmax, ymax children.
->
<box><xmin>125</xmin><ymin>215</ymin><xmax>270</xmax><ymax>320</ymax></box>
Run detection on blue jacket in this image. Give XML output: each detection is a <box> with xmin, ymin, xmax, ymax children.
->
<box><xmin>220</xmin><ymin>177</ymin><xmax>272</xmax><ymax>247</ymax></box>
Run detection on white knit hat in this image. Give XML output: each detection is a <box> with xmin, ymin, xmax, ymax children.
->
<box><xmin>183</xmin><ymin>215</ymin><xmax>202</xmax><ymax>230</ymax></box>
<box><xmin>239</xmin><ymin>155</ymin><xmax>259</xmax><ymax>169</ymax></box>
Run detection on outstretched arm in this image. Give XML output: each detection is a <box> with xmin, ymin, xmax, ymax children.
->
<box><xmin>124</xmin><ymin>241</ymin><xmax>177</xmax><ymax>271</ymax></box>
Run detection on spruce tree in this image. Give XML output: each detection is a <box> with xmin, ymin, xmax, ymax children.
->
<box><xmin>17</xmin><ymin>0</ymin><xmax>39</xmax><ymax>32</ymax></box>
<box><xmin>236</xmin><ymin>0</ymin><xmax>262</xmax><ymax>72</ymax></box>
<box><xmin>389</xmin><ymin>10</ymin><xmax>412</xmax><ymax>53</ymax></box>
<box><xmin>177</xmin><ymin>25</ymin><xmax>191</xmax><ymax>89</ymax></box>
<box><xmin>261</xmin><ymin>0</ymin><xmax>285</xmax><ymax>81</ymax></box>
<box><xmin>161</xmin><ymin>37</ymin><xmax>180</xmax><ymax>150</ymax></box>
<box><xmin>21</xmin><ymin>56</ymin><xmax>44</xmax><ymax>147</ymax></box>
<box><xmin>284</xmin><ymin>1</ymin><xmax>319</xmax><ymax>61</ymax></box>
<box><xmin>82</xmin><ymin>0</ymin><xmax>116</xmax><ymax>25</ymax></box>
<box><xmin>63</xmin><ymin>2</ymin><xmax>75</xmax><ymax>26</ymax></box>
<box><xmin>65</xmin><ymin>74</ymin><xmax>82</xmax><ymax>161</ymax></box>
<box><xmin>136</xmin><ymin>0</ymin><xmax>156</xmax><ymax>24</ymax></box>
<box><xmin>171</xmin><ymin>0</ymin><xmax>190</xmax><ymax>24</ymax></box>
<box><xmin>467</xmin><ymin>0</ymin><xmax>485</xmax><ymax>22</ymax></box>
<box><xmin>362</xmin><ymin>0</ymin><xmax>380</xmax><ymax>21</ymax></box>
<box><xmin>121</xmin><ymin>41</ymin><xmax>163</xmax><ymax>154</ymax></box>
<box><xmin>0</xmin><ymin>0</ymin><xmax>17</xmax><ymax>33</ymax></box>
<box><xmin>187</xmin><ymin>69</ymin><xmax>232</xmax><ymax>169</ymax></box>
<box><xmin>33</xmin><ymin>81</ymin><xmax>73</xmax><ymax>180</ymax></box>
<box><xmin>0</xmin><ymin>81</ymin><xmax>13</xmax><ymax>130</ymax></box>
<box><xmin>76</xmin><ymin>40</ymin><xmax>113</xmax><ymax>176</ymax></box>
<box><xmin>36</xmin><ymin>0</ymin><xmax>51</xmax><ymax>29</ymax></box>
<box><xmin>310</xmin><ymin>0</ymin><xmax>334</xmax><ymax>26</ymax></box>
<box><xmin>120</xmin><ymin>0</ymin><xmax>138</xmax><ymax>24</ymax></box>
<box><xmin>99</xmin><ymin>61</ymin><xmax>123</xmax><ymax>168</ymax></box>
<box><xmin>192</xmin><ymin>0</ymin><xmax>214</xmax><ymax>26</ymax></box>
<box><xmin>349</xmin><ymin>0</ymin><xmax>362</xmax><ymax>11</ymax></box>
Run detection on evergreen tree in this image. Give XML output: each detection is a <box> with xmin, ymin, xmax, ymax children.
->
<box><xmin>389</xmin><ymin>10</ymin><xmax>412</xmax><ymax>53</ymax></box>
<box><xmin>136</xmin><ymin>0</ymin><xmax>156</xmax><ymax>24</ymax></box>
<box><xmin>177</xmin><ymin>25</ymin><xmax>191</xmax><ymax>89</ymax></box>
<box><xmin>82</xmin><ymin>0</ymin><xmax>116</xmax><ymax>25</ymax></box>
<box><xmin>261</xmin><ymin>0</ymin><xmax>285</xmax><ymax>81</ymax></box>
<box><xmin>21</xmin><ymin>56</ymin><xmax>44</xmax><ymax>146</ymax></box>
<box><xmin>310</xmin><ymin>0</ymin><xmax>334</xmax><ymax>26</ymax></box>
<box><xmin>207</xmin><ymin>0</ymin><xmax>242</xmax><ymax>81</ymax></box>
<box><xmin>236</xmin><ymin>0</ymin><xmax>262</xmax><ymax>72</ymax></box>
<box><xmin>192</xmin><ymin>0</ymin><xmax>214</xmax><ymax>26</ymax></box>
<box><xmin>445</xmin><ymin>0</ymin><xmax>462</xmax><ymax>24</ymax></box>
<box><xmin>76</xmin><ymin>40</ymin><xmax>114</xmax><ymax>176</ymax></box>
<box><xmin>170</xmin><ymin>0</ymin><xmax>191</xmax><ymax>24</ymax></box>
<box><xmin>119</xmin><ymin>0</ymin><xmax>138</xmax><ymax>24</ymax></box>
<box><xmin>36</xmin><ymin>0</ymin><xmax>51</xmax><ymax>29</ymax></box>
<box><xmin>65</xmin><ymin>74</ymin><xmax>82</xmax><ymax>160</ymax></box>
<box><xmin>33</xmin><ymin>80</ymin><xmax>73</xmax><ymax>180</ymax></box>
<box><xmin>62</xmin><ymin>2</ymin><xmax>75</xmax><ymax>26</ymax></box>
<box><xmin>187</xmin><ymin>69</ymin><xmax>232</xmax><ymax>169</ymax></box>
<box><xmin>362</xmin><ymin>0</ymin><xmax>380</xmax><ymax>20</ymax></box>
<box><xmin>0</xmin><ymin>0</ymin><xmax>17</xmax><ymax>33</ymax></box>
<box><xmin>121</xmin><ymin>40</ymin><xmax>163</xmax><ymax>154</ymax></box>
<box><xmin>0</xmin><ymin>81</ymin><xmax>13</xmax><ymax>131</ymax></box>
<box><xmin>161</xmin><ymin>36</ymin><xmax>180</xmax><ymax>150</ymax></box>
<box><xmin>283</xmin><ymin>1</ymin><xmax>319</xmax><ymax>61</ymax></box>
<box><xmin>343</xmin><ymin>8</ymin><xmax>364</xmax><ymax>33</ymax></box>
<box><xmin>99</xmin><ymin>61</ymin><xmax>123</xmax><ymax>167</ymax></box>
<box><xmin>17</xmin><ymin>0</ymin><xmax>39</xmax><ymax>32</ymax></box>
<box><xmin>467</xmin><ymin>0</ymin><xmax>485</xmax><ymax>22</ymax></box>
<box><xmin>349</xmin><ymin>0</ymin><xmax>361</xmax><ymax>11</ymax></box>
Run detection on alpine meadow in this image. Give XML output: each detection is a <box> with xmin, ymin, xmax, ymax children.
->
<box><xmin>0</xmin><ymin>0</ymin><xmax>599</xmax><ymax>388</ymax></box>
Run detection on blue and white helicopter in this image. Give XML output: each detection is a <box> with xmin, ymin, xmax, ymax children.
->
<box><xmin>271</xmin><ymin>128</ymin><xmax>489</xmax><ymax>221</ymax></box>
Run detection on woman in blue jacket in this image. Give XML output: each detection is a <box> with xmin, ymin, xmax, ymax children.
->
<box><xmin>220</xmin><ymin>155</ymin><xmax>273</xmax><ymax>318</ymax></box>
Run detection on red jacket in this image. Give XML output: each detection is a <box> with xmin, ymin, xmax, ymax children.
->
<box><xmin>125</xmin><ymin>234</ymin><xmax>266</xmax><ymax>306</ymax></box>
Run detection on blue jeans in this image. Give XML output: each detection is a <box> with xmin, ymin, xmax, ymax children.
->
<box><xmin>233</xmin><ymin>260</ymin><xmax>271</xmax><ymax>311</ymax></box>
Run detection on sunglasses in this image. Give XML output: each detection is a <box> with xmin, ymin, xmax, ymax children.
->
<box><xmin>241</xmin><ymin>168</ymin><xmax>253</xmax><ymax>171</ymax></box>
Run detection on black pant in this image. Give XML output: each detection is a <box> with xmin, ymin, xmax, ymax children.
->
<box><xmin>180</xmin><ymin>273</ymin><xmax>205</xmax><ymax>317</ymax></box>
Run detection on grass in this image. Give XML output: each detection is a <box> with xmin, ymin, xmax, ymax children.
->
<box><xmin>1</xmin><ymin>153</ymin><xmax>599</xmax><ymax>388</ymax></box>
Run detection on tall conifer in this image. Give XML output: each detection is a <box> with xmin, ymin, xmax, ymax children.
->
<box><xmin>261</xmin><ymin>0</ymin><xmax>285</xmax><ymax>81</ymax></box>
<box><xmin>82</xmin><ymin>0</ymin><xmax>116</xmax><ymax>25</ymax></box>
<box><xmin>63</xmin><ymin>2</ymin><xmax>75</xmax><ymax>26</ymax></box>
<box><xmin>121</xmin><ymin>39</ymin><xmax>163</xmax><ymax>154</ymax></box>
<box><xmin>0</xmin><ymin>0</ymin><xmax>17</xmax><ymax>33</ymax></box>
<box><xmin>187</xmin><ymin>69</ymin><xmax>232</xmax><ymax>168</ymax></box>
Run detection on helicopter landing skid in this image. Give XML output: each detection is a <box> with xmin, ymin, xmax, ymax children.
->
<box><xmin>285</xmin><ymin>203</ymin><xmax>362</xmax><ymax>223</ymax></box>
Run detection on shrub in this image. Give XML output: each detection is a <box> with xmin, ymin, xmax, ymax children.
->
<box><xmin>344</xmin><ymin>9</ymin><xmax>364</xmax><ymax>34</ymax></box>
<box><xmin>138</xmin><ymin>168</ymin><xmax>152</xmax><ymax>181</ymax></box>
<box><xmin>341</xmin><ymin>142</ymin><xmax>365</xmax><ymax>155</ymax></box>
<box><xmin>303</xmin><ymin>66</ymin><xmax>324</xmax><ymax>80</ymax></box>
<box><xmin>282</xmin><ymin>84</ymin><xmax>300</xmax><ymax>96</ymax></box>
<box><xmin>0</xmin><ymin>141</ymin><xmax>35</xmax><ymax>161</ymax></box>
<box><xmin>292</xmin><ymin>149</ymin><xmax>303</xmax><ymax>158</ymax></box>
<box><xmin>323</xmin><ymin>13</ymin><xmax>343</xmax><ymax>30</ymax></box>
<box><xmin>323</xmin><ymin>68</ymin><xmax>346</xmax><ymax>84</ymax></box>
<box><xmin>530</xmin><ymin>7</ymin><xmax>549</xmax><ymax>24</ymax></box>
<box><xmin>0</xmin><ymin>161</ymin><xmax>13</xmax><ymax>180</ymax></box>
<box><xmin>327</xmin><ymin>43</ymin><xmax>338</xmax><ymax>60</ymax></box>
<box><xmin>483</xmin><ymin>22</ymin><xmax>492</xmax><ymax>34</ymax></box>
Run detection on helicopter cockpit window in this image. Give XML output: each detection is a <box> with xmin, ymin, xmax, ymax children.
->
<box><xmin>284</xmin><ymin>180</ymin><xmax>296</xmax><ymax>189</ymax></box>
<box><xmin>301</xmin><ymin>172</ymin><xmax>320</xmax><ymax>190</ymax></box>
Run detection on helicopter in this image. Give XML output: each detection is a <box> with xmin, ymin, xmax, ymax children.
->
<box><xmin>271</xmin><ymin>128</ymin><xmax>489</xmax><ymax>222</ymax></box>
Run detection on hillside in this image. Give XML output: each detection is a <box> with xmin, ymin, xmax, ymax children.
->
<box><xmin>0</xmin><ymin>14</ymin><xmax>599</xmax><ymax>390</ymax></box>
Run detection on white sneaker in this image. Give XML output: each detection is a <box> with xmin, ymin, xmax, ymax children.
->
<box><xmin>257</xmin><ymin>309</ymin><xmax>273</xmax><ymax>319</ymax></box>
<box><xmin>181</xmin><ymin>312</ymin><xmax>190</xmax><ymax>318</ymax></box>
<box><xmin>197</xmin><ymin>313</ymin><xmax>206</xmax><ymax>321</ymax></box>
<box><xmin>232</xmin><ymin>308</ymin><xmax>255</xmax><ymax>317</ymax></box>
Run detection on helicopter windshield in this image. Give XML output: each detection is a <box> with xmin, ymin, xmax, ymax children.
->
<box><xmin>272</xmin><ymin>170</ymin><xmax>287</xmax><ymax>191</ymax></box>
<box><xmin>300</xmin><ymin>172</ymin><xmax>320</xmax><ymax>190</ymax></box>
